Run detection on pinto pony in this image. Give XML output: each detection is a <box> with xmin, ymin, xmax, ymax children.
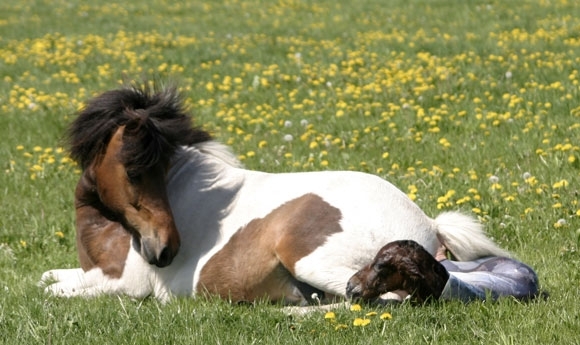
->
<box><xmin>40</xmin><ymin>84</ymin><xmax>509</xmax><ymax>304</ymax></box>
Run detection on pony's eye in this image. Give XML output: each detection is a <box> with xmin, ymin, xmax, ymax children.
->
<box><xmin>126</xmin><ymin>171</ymin><xmax>141</xmax><ymax>183</ymax></box>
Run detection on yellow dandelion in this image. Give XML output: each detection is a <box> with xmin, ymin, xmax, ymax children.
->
<box><xmin>353</xmin><ymin>318</ymin><xmax>371</xmax><ymax>327</ymax></box>
<box><xmin>350</xmin><ymin>304</ymin><xmax>362</xmax><ymax>312</ymax></box>
<box><xmin>335</xmin><ymin>324</ymin><xmax>348</xmax><ymax>331</ymax></box>
<box><xmin>324</xmin><ymin>312</ymin><xmax>336</xmax><ymax>320</ymax></box>
<box><xmin>552</xmin><ymin>180</ymin><xmax>569</xmax><ymax>189</ymax></box>
<box><xmin>20</xmin><ymin>240</ymin><xmax>27</xmax><ymax>248</ymax></box>
<box><xmin>553</xmin><ymin>219</ymin><xmax>566</xmax><ymax>228</ymax></box>
<box><xmin>380</xmin><ymin>312</ymin><xmax>393</xmax><ymax>320</ymax></box>
<box><xmin>365</xmin><ymin>311</ymin><xmax>378</xmax><ymax>317</ymax></box>
<box><xmin>55</xmin><ymin>231</ymin><xmax>65</xmax><ymax>238</ymax></box>
<box><xmin>16</xmin><ymin>145</ymin><xmax>24</xmax><ymax>150</ymax></box>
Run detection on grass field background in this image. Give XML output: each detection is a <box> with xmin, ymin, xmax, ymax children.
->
<box><xmin>1</xmin><ymin>0</ymin><xmax>579</xmax><ymax>343</ymax></box>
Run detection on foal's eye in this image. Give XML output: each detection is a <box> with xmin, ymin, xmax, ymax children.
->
<box><xmin>374</xmin><ymin>261</ymin><xmax>392</xmax><ymax>274</ymax></box>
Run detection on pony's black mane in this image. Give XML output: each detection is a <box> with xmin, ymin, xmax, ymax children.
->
<box><xmin>67</xmin><ymin>83</ymin><xmax>211</xmax><ymax>173</ymax></box>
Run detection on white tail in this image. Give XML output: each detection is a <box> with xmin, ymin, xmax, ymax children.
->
<box><xmin>434</xmin><ymin>212</ymin><xmax>510</xmax><ymax>261</ymax></box>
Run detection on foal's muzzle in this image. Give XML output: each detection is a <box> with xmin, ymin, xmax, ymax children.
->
<box><xmin>346</xmin><ymin>281</ymin><xmax>363</xmax><ymax>300</ymax></box>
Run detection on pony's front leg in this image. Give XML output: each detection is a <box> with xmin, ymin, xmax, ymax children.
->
<box><xmin>39</xmin><ymin>268</ymin><xmax>98</xmax><ymax>298</ymax></box>
<box><xmin>39</xmin><ymin>267</ymin><xmax>154</xmax><ymax>299</ymax></box>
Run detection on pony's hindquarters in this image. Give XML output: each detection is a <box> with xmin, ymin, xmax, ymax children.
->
<box><xmin>434</xmin><ymin>211</ymin><xmax>509</xmax><ymax>261</ymax></box>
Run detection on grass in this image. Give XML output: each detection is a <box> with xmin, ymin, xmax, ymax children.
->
<box><xmin>1</xmin><ymin>0</ymin><xmax>580</xmax><ymax>343</ymax></box>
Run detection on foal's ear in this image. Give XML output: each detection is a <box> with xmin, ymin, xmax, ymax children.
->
<box><xmin>400</xmin><ymin>257</ymin><xmax>425</xmax><ymax>280</ymax></box>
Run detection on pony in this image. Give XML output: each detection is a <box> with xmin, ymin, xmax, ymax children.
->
<box><xmin>347</xmin><ymin>240</ymin><xmax>541</xmax><ymax>303</ymax></box>
<box><xmin>40</xmin><ymin>83</ymin><xmax>509</xmax><ymax>304</ymax></box>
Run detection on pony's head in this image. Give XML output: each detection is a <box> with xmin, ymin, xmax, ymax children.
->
<box><xmin>68</xmin><ymin>83</ymin><xmax>211</xmax><ymax>267</ymax></box>
<box><xmin>346</xmin><ymin>240</ymin><xmax>449</xmax><ymax>303</ymax></box>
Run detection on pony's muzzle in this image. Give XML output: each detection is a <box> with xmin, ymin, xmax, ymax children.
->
<box><xmin>141</xmin><ymin>237</ymin><xmax>180</xmax><ymax>268</ymax></box>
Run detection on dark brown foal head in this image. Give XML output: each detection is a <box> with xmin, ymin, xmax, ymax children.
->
<box><xmin>346</xmin><ymin>240</ymin><xmax>449</xmax><ymax>303</ymax></box>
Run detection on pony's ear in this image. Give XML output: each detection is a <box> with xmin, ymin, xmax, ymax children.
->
<box><xmin>124</xmin><ymin>109</ymin><xmax>149</xmax><ymax>132</ymax></box>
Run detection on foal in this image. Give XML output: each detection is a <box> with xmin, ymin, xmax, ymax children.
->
<box><xmin>347</xmin><ymin>240</ymin><xmax>542</xmax><ymax>303</ymax></box>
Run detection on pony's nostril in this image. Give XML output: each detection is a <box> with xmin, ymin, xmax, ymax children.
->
<box><xmin>155</xmin><ymin>246</ymin><xmax>174</xmax><ymax>268</ymax></box>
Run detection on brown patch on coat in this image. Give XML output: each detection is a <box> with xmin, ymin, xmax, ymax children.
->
<box><xmin>74</xmin><ymin>169</ymin><xmax>130</xmax><ymax>279</ymax></box>
<box><xmin>197</xmin><ymin>193</ymin><xmax>343</xmax><ymax>303</ymax></box>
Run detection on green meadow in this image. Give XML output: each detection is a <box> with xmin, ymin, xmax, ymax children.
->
<box><xmin>1</xmin><ymin>0</ymin><xmax>579</xmax><ymax>343</ymax></box>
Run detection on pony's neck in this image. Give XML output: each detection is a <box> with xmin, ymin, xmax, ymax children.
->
<box><xmin>167</xmin><ymin>141</ymin><xmax>243</xmax><ymax>184</ymax></box>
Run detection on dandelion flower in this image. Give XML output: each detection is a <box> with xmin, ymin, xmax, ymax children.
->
<box><xmin>380</xmin><ymin>312</ymin><xmax>393</xmax><ymax>320</ymax></box>
<box><xmin>353</xmin><ymin>318</ymin><xmax>371</xmax><ymax>327</ymax></box>
<box><xmin>554</xmin><ymin>218</ymin><xmax>567</xmax><ymax>228</ymax></box>
<box><xmin>552</xmin><ymin>180</ymin><xmax>568</xmax><ymax>189</ymax></box>
<box><xmin>55</xmin><ymin>231</ymin><xmax>65</xmax><ymax>238</ymax></box>
<box><xmin>350</xmin><ymin>304</ymin><xmax>362</xmax><ymax>312</ymax></box>
<box><xmin>324</xmin><ymin>312</ymin><xmax>336</xmax><ymax>320</ymax></box>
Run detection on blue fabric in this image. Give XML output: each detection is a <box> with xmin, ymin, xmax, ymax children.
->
<box><xmin>439</xmin><ymin>257</ymin><xmax>540</xmax><ymax>301</ymax></box>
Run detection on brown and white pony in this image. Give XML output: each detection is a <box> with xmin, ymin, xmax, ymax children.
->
<box><xmin>40</xmin><ymin>84</ymin><xmax>509</xmax><ymax>304</ymax></box>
